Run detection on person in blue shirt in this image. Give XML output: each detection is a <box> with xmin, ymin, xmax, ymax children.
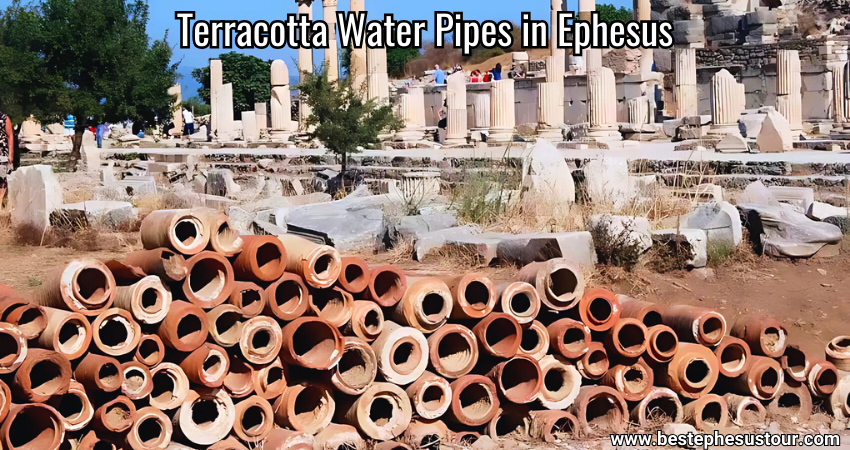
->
<box><xmin>95</xmin><ymin>122</ymin><xmax>108</xmax><ymax>148</ymax></box>
<box><xmin>491</xmin><ymin>63</ymin><xmax>503</xmax><ymax>81</ymax></box>
<box><xmin>433</xmin><ymin>65</ymin><xmax>446</xmax><ymax>84</ymax></box>
<box><xmin>63</xmin><ymin>114</ymin><xmax>75</xmax><ymax>136</ymax></box>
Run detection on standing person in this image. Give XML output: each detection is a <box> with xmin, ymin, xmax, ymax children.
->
<box><xmin>0</xmin><ymin>110</ymin><xmax>15</xmax><ymax>204</ymax></box>
<box><xmin>491</xmin><ymin>63</ymin><xmax>503</xmax><ymax>81</ymax></box>
<box><xmin>182</xmin><ymin>108</ymin><xmax>195</xmax><ymax>138</ymax></box>
<box><xmin>95</xmin><ymin>122</ymin><xmax>108</xmax><ymax>149</ymax></box>
<box><xmin>64</xmin><ymin>114</ymin><xmax>75</xmax><ymax>142</ymax></box>
<box><xmin>433</xmin><ymin>65</ymin><xmax>446</xmax><ymax>84</ymax></box>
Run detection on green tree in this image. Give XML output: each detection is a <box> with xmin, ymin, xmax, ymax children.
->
<box><xmin>341</xmin><ymin>46</ymin><xmax>421</xmax><ymax>78</ymax></box>
<box><xmin>182</xmin><ymin>96</ymin><xmax>211</xmax><ymax>117</ymax></box>
<box><xmin>0</xmin><ymin>0</ymin><xmax>179</xmax><ymax>167</ymax></box>
<box><xmin>596</xmin><ymin>3</ymin><xmax>634</xmax><ymax>22</ymax></box>
<box><xmin>192</xmin><ymin>52</ymin><xmax>271</xmax><ymax>117</ymax></box>
<box><xmin>297</xmin><ymin>67</ymin><xmax>400</xmax><ymax>180</ymax></box>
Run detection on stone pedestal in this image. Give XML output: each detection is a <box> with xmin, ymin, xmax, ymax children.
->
<box><xmin>775</xmin><ymin>50</ymin><xmax>803</xmax><ymax>137</ymax></box>
<box><xmin>255</xmin><ymin>103</ymin><xmax>268</xmax><ymax>135</ymax></box>
<box><xmin>471</xmin><ymin>93</ymin><xmax>491</xmax><ymax>131</ymax></box>
<box><xmin>445</xmin><ymin>72</ymin><xmax>468</xmax><ymax>145</ymax></box>
<box><xmin>270</xmin><ymin>59</ymin><xmax>293</xmax><ymax>141</ymax></box>
<box><xmin>587</xmin><ymin>67</ymin><xmax>622</xmax><ymax>141</ymax></box>
<box><xmin>241</xmin><ymin>112</ymin><xmax>258</xmax><ymax>141</ymax></box>
<box><xmin>349</xmin><ymin>0</ymin><xmax>367</xmax><ymax>97</ymax></box>
<box><xmin>217</xmin><ymin>83</ymin><xmax>235</xmax><ymax>140</ymax></box>
<box><xmin>674</xmin><ymin>48</ymin><xmax>698</xmax><ymax>118</ymax></box>
<box><xmin>489</xmin><ymin>79</ymin><xmax>515</xmax><ymax>143</ymax></box>
<box><xmin>297</xmin><ymin>0</ymin><xmax>313</xmax><ymax>127</ymax></box>
<box><xmin>367</xmin><ymin>46</ymin><xmax>389</xmax><ymax>103</ymax></box>
<box><xmin>168</xmin><ymin>84</ymin><xmax>183</xmax><ymax>136</ymax></box>
<box><xmin>396</xmin><ymin>86</ymin><xmax>426</xmax><ymax>142</ymax></box>
<box><xmin>323</xmin><ymin>0</ymin><xmax>339</xmax><ymax>82</ymax></box>
<box><xmin>538</xmin><ymin>55</ymin><xmax>565</xmax><ymax>140</ymax></box>
<box><xmin>709</xmin><ymin>69</ymin><xmax>744</xmax><ymax>137</ymax></box>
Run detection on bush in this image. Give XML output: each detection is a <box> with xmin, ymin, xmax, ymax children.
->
<box><xmin>588</xmin><ymin>218</ymin><xmax>644</xmax><ymax>271</ymax></box>
<box><xmin>648</xmin><ymin>236</ymin><xmax>695</xmax><ymax>273</ymax></box>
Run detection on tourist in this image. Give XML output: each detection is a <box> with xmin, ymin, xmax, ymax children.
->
<box><xmin>515</xmin><ymin>63</ymin><xmax>526</xmax><ymax>79</ymax></box>
<box><xmin>491</xmin><ymin>63</ymin><xmax>503</xmax><ymax>81</ymax></box>
<box><xmin>469</xmin><ymin>69</ymin><xmax>482</xmax><ymax>82</ymax></box>
<box><xmin>0</xmin><ymin>110</ymin><xmax>14</xmax><ymax>204</ymax></box>
<box><xmin>95</xmin><ymin>122</ymin><xmax>108</xmax><ymax>149</ymax></box>
<box><xmin>182</xmin><ymin>108</ymin><xmax>195</xmax><ymax>137</ymax></box>
<box><xmin>63</xmin><ymin>114</ymin><xmax>75</xmax><ymax>138</ymax></box>
<box><xmin>433</xmin><ymin>65</ymin><xmax>446</xmax><ymax>84</ymax></box>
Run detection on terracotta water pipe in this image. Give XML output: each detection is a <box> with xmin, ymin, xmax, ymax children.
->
<box><xmin>569</xmin><ymin>386</ymin><xmax>628</xmax><ymax>437</ymax></box>
<box><xmin>34</xmin><ymin>259</ymin><xmax>115</xmax><ymax>316</ymax></box>
<box><xmin>576</xmin><ymin>342</ymin><xmax>610</xmax><ymax>380</ymax></box>
<box><xmin>781</xmin><ymin>344</ymin><xmax>810</xmax><ymax>382</ymax></box>
<box><xmin>338</xmin><ymin>256</ymin><xmax>371</xmax><ymax>294</ymax></box>
<box><xmin>445</xmin><ymin>375</ymin><xmax>500</xmax><ymax>427</ymax></box>
<box><xmin>768</xmin><ymin>382</ymin><xmax>812</xmax><ymax>423</ymax></box>
<box><xmin>536</xmin><ymin>355</ymin><xmax>581</xmax><ymax>410</ymax></box>
<box><xmin>280</xmin><ymin>317</ymin><xmax>344</xmax><ymax>370</ymax></box>
<box><xmin>487</xmin><ymin>356</ymin><xmax>543</xmax><ymax>404</ymax></box>
<box><xmin>48</xmin><ymin>380</ymin><xmax>94</xmax><ymax>432</ymax></box>
<box><xmin>629</xmin><ymin>387</ymin><xmax>683</xmax><ymax>428</ymax></box>
<box><xmin>391</xmin><ymin>277</ymin><xmax>453</xmax><ymax>333</ymax></box>
<box><xmin>11</xmin><ymin>348</ymin><xmax>72</xmax><ymax>402</ymax></box>
<box><xmin>0</xmin><ymin>301</ymin><xmax>46</xmax><ymax>340</ymax></box>
<box><xmin>157</xmin><ymin>301</ymin><xmax>208</xmax><ymax>352</ymax></box>
<box><xmin>125</xmin><ymin>406</ymin><xmax>173</xmax><ymax>450</ymax></box>
<box><xmin>473</xmin><ymin>312</ymin><xmax>522</xmax><ymax>358</ymax></box>
<box><xmin>113</xmin><ymin>276</ymin><xmax>171</xmax><ymax>325</ymax></box>
<box><xmin>645</xmin><ymin>324</ymin><xmax>679</xmax><ymax>364</ymax></box>
<box><xmin>232</xmin><ymin>235</ymin><xmax>287</xmax><ymax>282</ymax></box>
<box><xmin>683</xmin><ymin>394</ymin><xmax>728</xmax><ymax>432</ymax></box>
<box><xmin>336</xmin><ymin>382</ymin><xmax>413</xmax><ymax>440</ymax></box>
<box><xmin>0</xmin><ymin>323</ymin><xmax>27</xmax><ymax>374</ymax></box>
<box><xmin>232</xmin><ymin>395</ymin><xmax>274</xmax><ymax>444</ymax></box>
<box><xmin>365</xmin><ymin>265</ymin><xmax>407</xmax><ymax>307</ymax></box>
<box><xmin>0</xmin><ymin>380</ymin><xmax>9</xmax><ymax>424</ymax></box>
<box><xmin>661</xmin><ymin>305</ymin><xmax>726</xmax><ymax>346</ymax></box>
<box><xmin>264</xmin><ymin>429</ymin><xmax>314</xmax><ymax>450</ymax></box>
<box><xmin>148</xmin><ymin>363</ymin><xmax>190</xmax><ymax>410</ymax></box>
<box><xmin>529</xmin><ymin>410</ymin><xmax>578</xmax><ymax>442</ymax></box>
<box><xmin>808</xmin><ymin>360</ymin><xmax>839</xmax><ymax>397</ymax></box>
<box><xmin>713</xmin><ymin>336</ymin><xmax>752</xmax><ymax>378</ymax></box>
<box><xmin>426</xmin><ymin>324</ymin><xmax>479</xmax><ymax>379</ymax></box>
<box><xmin>227</xmin><ymin>281</ymin><xmax>266</xmax><ymax>318</ymax></box>
<box><xmin>724</xmin><ymin>393</ymin><xmax>766</xmax><ymax>426</ymax></box>
<box><xmin>73</xmin><ymin>353</ymin><xmax>123</xmax><ymax>393</ymax></box>
<box><xmin>277</xmin><ymin>234</ymin><xmax>341</xmax><ymax>289</ymax></box>
<box><xmin>826</xmin><ymin>335</ymin><xmax>850</xmax><ymax>371</ymax></box>
<box><xmin>330</xmin><ymin>337</ymin><xmax>377</xmax><ymax>395</ymax></box>
<box><xmin>195</xmin><ymin>208</ymin><xmax>243</xmax><ymax>257</ymax></box>
<box><xmin>659</xmin><ymin>343</ymin><xmax>720</xmax><ymax>399</ymax></box>
<box><xmin>121</xmin><ymin>361</ymin><xmax>153</xmax><ymax>400</ymax></box>
<box><xmin>577</xmin><ymin>288</ymin><xmax>621</xmax><ymax>332</ymax></box>
<box><xmin>135</xmin><ymin>334</ymin><xmax>165</xmax><ymax>367</ymax></box>
<box><xmin>206</xmin><ymin>304</ymin><xmax>244</xmax><ymax>348</ymax></box>
<box><xmin>309</xmin><ymin>286</ymin><xmax>354</xmax><ymax>328</ymax></box>
<box><xmin>92</xmin><ymin>396</ymin><xmax>136</xmax><ymax>433</ymax></box>
<box><xmin>239</xmin><ymin>316</ymin><xmax>283</xmax><ymax>365</ymax></box>
<box><xmin>178</xmin><ymin>343</ymin><xmax>230</xmax><ymax>388</ymax></box>
<box><xmin>263</xmin><ymin>273</ymin><xmax>309</xmax><ymax>321</ymax></box>
<box><xmin>617</xmin><ymin>295</ymin><xmax>663</xmax><ymax>326</ymax></box>
<box><xmin>604</xmin><ymin>318</ymin><xmax>648</xmax><ymax>359</ymax></box>
<box><xmin>405</xmin><ymin>371</ymin><xmax>452</xmax><ymax>419</ymax></box>
<box><xmin>344</xmin><ymin>300</ymin><xmax>384</xmax><ymax>342</ymax></box>
<box><xmin>140</xmin><ymin>209</ymin><xmax>209</xmax><ymax>255</ymax></box>
<box><xmin>0</xmin><ymin>403</ymin><xmax>65</xmax><ymax>450</ymax></box>
<box><xmin>34</xmin><ymin>307</ymin><xmax>90</xmax><ymax>361</ymax></box>
<box><xmin>173</xmin><ymin>388</ymin><xmax>236</xmax><ymax>446</ymax></box>
<box><xmin>517</xmin><ymin>320</ymin><xmax>550</xmax><ymax>361</ymax></box>
<box><xmin>313</xmin><ymin>424</ymin><xmax>364</xmax><ymax>450</ymax></box>
<box><xmin>730</xmin><ymin>315</ymin><xmax>787</xmax><ymax>358</ymax></box>
<box><xmin>372</xmin><ymin>321</ymin><xmax>429</xmax><ymax>384</ymax></box>
<box><xmin>486</xmin><ymin>406</ymin><xmax>530</xmax><ymax>440</ymax></box>
<box><xmin>252</xmin><ymin>356</ymin><xmax>289</xmax><ymax>399</ymax></box>
<box><xmin>516</xmin><ymin>258</ymin><xmax>585</xmax><ymax>311</ymax></box>
<box><xmin>273</xmin><ymin>382</ymin><xmax>335</xmax><ymax>434</ymax></box>
<box><xmin>403</xmin><ymin>419</ymin><xmax>450</xmax><ymax>449</ymax></box>
<box><xmin>124</xmin><ymin>248</ymin><xmax>188</xmax><ymax>283</ymax></box>
<box><xmin>443</xmin><ymin>273</ymin><xmax>497</xmax><ymax>320</ymax></box>
<box><xmin>223</xmin><ymin>356</ymin><xmax>255</xmax><ymax>399</ymax></box>
<box><xmin>91</xmin><ymin>308</ymin><xmax>142</xmax><ymax>356</ymax></box>
<box><xmin>497</xmin><ymin>281</ymin><xmax>540</xmax><ymax>325</ymax></box>
<box><xmin>547</xmin><ymin>318</ymin><xmax>591</xmax><ymax>359</ymax></box>
<box><xmin>182</xmin><ymin>251</ymin><xmax>235</xmax><ymax>309</ymax></box>
<box><xmin>601</xmin><ymin>358</ymin><xmax>654</xmax><ymax>402</ymax></box>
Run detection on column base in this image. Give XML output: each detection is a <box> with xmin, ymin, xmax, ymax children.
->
<box><xmin>537</xmin><ymin>126</ymin><xmax>563</xmax><ymax>140</ymax></box>
<box><xmin>587</xmin><ymin>126</ymin><xmax>622</xmax><ymax>141</ymax></box>
<box><xmin>488</xmin><ymin>128</ymin><xmax>514</xmax><ymax>144</ymax></box>
<box><xmin>707</xmin><ymin>124</ymin><xmax>741</xmax><ymax>137</ymax></box>
<box><xmin>269</xmin><ymin>130</ymin><xmax>291</xmax><ymax>142</ymax></box>
<box><xmin>395</xmin><ymin>129</ymin><xmax>426</xmax><ymax>142</ymax></box>
<box><xmin>443</xmin><ymin>137</ymin><xmax>468</xmax><ymax>146</ymax></box>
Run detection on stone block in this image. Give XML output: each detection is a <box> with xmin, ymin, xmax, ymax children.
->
<box><xmin>684</xmin><ymin>201</ymin><xmax>743</xmax><ymax>248</ymax></box>
<box><xmin>802</xmin><ymin>91</ymin><xmax>831</xmax><ymax>120</ymax></box>
<box><xmin>737</xmin><ymin>203</ymin><xmax>842</xmax><ymax>258</ymax></box>
<box><xmin>768</xmin><ymin>186</ymin><xmax>814</xmax><ymax>214</ymax></box>
<box><xmin>8</xmin><ymin>165</ymin><xmax>64</xmax><ymax>233</ymax></box>
<box><xmin>757</xmin><ymin>109</ymin><xmax>793</xmax><ymax>153</ymax></box>
<box><xmin>745</xmin><ymin>9</ymin><xmax>776</xmax><ymax>25</ymax></box>
<box><xmin>588</xmin><ymin>214</ymin><xmax>653</xmax><ymax>253</ymax></box>
<box><xmin>61</xmin><ymin>201</ymin><xmax>138</xmax><ymax>229</ymax></box>
<box><xmin>808</xmin><ymin>201</ymin><xmax>849</xmax><ymax>221</ymax></box>
<box><xmin>652</xmin><ymin>228</ymin><xmax>708</xmax><ymax>268</ymax></box>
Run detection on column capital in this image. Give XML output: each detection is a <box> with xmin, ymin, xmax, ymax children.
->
<box><xmin>296</xmin><ymin>0</ymin><xmax>313</xmax><ymax>6</ymax></box>
<box><xmin>322</xmin><ymin>0</ymin><xmax>338</xmax><ymax>6</ymax></box>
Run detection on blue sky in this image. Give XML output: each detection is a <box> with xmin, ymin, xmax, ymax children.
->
<box><xmin>2</xmin><ymin>0</ymin><xmax>631</xmax><ymax>98</ymax></box>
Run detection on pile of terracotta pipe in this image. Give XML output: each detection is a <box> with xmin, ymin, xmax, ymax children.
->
<box><xmin>0</xmin><ymin>210</ymin><xmax>847</xmax><ymax>449</ymax></box>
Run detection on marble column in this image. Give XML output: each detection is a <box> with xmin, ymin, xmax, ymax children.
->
<box><xmin>210</xmin><ymin>59</ymin><xmax>223</xmax><ymax>138</ymax></box>
<box><xmin>587</xmin><ymin>67</ymin><xmax>621</xmax><ymax>140</ymax></box>
<box><xmin>776</xmin><ymin>50</ymin><xmax>803</xmax><ymax>137</ymax></box>
<box><xmin>218</xmin><ymin>83</ymin><xmax>235</xmax><ymax>140</ymax></box>
<box><xmin>538</xmin><ymin>55</ymin><xmax>565</xmax><ymax>140</ymax></box>
<box><xmin>270</xmin><ymin>59</ymin><xmax>293</xmax><ymax>141</ymax></box>
<box><xmin>349</xmin><ymin>0</ymin><xmax>367</xmax><ymax>98</ymax></box>
<box><xmin>323</xmin><ymin>0</ymin><xmax>339</xmax><ymax>82</ymax></box>
<box><xmin>167</xmin><ymin>84</ymin><xmax>183</xmax><ymax>135</ymax></box>
<box><xmin>627</xmin><ymin>97</ymin><xmax>649</xmax><ymax>128</ymax></box>
<box><xmin>241</xmin><ymin>112</ymin><xmax>258</xmax><ymax>141</ymax></box>
<box><xmin>579</xmin><ymin>0</ymin><xmax>599</xmax><ymax>72</ymax></box>
<box><xmin>674</xmin><ymin>48</ymin><xmax>698</xmax><ymax>118</ymax></box>
<box><xmin>396</xmin><ymin>86</ymin><xmax>426</xmax><ymax>142</ymax></box>
<box><xmin>471</xmin><ymin>93</ymin><xmax>491</xmax><ymax>131</ymax></box>
<box><xmin>254</xmin><ymin>103</ymin><xmax>268</xmax><ymax>135</ymax></box>
<box><xmin>634</xmin><ymin>0</ymin><xmax>653</xmax><ymax>79</ymax></box>
<box><xmin>709</xmin><ymin>69</ymin><xmax>743</xmax><ymax>136</ymax></box>
<box><xmin>550</xmin><ymin>0</ymin><xmax>566</xmax><ymax>72</ymax></box>
<box><xmin>367</xmin><ymin>46</ymin><xmax>389</xmax><ymax>103</ymax></box>
<box><xmin>489</xmin><ymin>79</ymin><xmax>515</xmax><ymax>143</ymax></box>
<box><xmin>297</xmin><ymin>0</ymin><xmax>313</xmax><ymax>127</ymax></box>
<box><xmin>445</xmin><ymin>72</ymin><xmax>468</xmax><ymax>145</ymax></box>
<box><xmin>828</xmin><ymin>62</ymin><xmax>846</xmax><ymax>127</ymax></box>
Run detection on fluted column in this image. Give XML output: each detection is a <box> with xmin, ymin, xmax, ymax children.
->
<box><xmin>550</xmin><ymin>0</ymin><xmax>566</xmax><ymax>73</ymax></box>
<box><xmin>489</xmin><ymin>79</ymin><xmax>515</xmax><ymax>143</ymax></box>
<box><xmin>297</xmin><ymin>0</ymin><xmax>313</xmax><ymax>128</ymax></box>
<box><xmin>627</xmin><ymin>97</ymin><xmax>649</xmax><ymax>127</ymax></box>
<box><xmin>634</xmin><ymin>0</ymin><xmax>653</xmax><ymax>79</ymax></box>
<box><xmin>350</xmin><ymin>0</ymin><xmax>367</xmax><ymax>97</ymax></box>
<box><xmin>471</xmin><ymin>93</ymin><xmax>491</xmax><ymax>130</ymax></box>
<box><xmin>776</xmin><ymin>50</ymin><xmax>803</xmax><ymax>137</ymax></box>
<box><xmin>587</xmin><ymin>67</ymin><xmax>621</xmax><ymax>140</ymax></box>
<box><xmin>674</xmin><ymin>48</ymin><xmax>698</xmax><ymax>118</ymax></box>
<box><xmin>270</xmin><ymin>59</ymin><xmax>293</xmax><ymax>141</ymax></box>
<box><xmin>367</xmin><ymin>46</ymin><xmax>389</xmax><ymax>103</ymax></box>
<box><xmin>445</xmin><ymin>72</ymin><xmax>468</xmax><ymax>145</ymax></box>
<box><xmin>579</xmin><ymin>0</ymin><xmax>598</xmax><ymax>72</ymax></box>
<box><xmin>829</xmin><ymin>62</ymin><xmax>846</xmax><ymax>126</ymax></box>
<box><xmin>538</xmin><ymin>55</ymin><xmax>565</xmax><ymax>140</ymax></box>
<box><xmin>323</xmin><ymin>0</ymin><xmax>339</xmax><ymax>82</ymax></box>
<box><xmin>396</xmin><ymin>86</ymin><xmax>426</xmax><ymax>142</ymax></box>
<box><xmin>709</xmin><ymin>69</ymin><xmax>743</xmax><ymax>136</ymax></box>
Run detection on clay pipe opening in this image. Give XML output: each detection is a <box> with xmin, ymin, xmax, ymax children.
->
<box><xmin>0</xmin><ymin>404</ymin><xmax>64</xmax><ymax>450</ymax></box>
<box><xmin>280</xmin><ymin>317</ymin><xmax>344</xmax><ymax>370</ymax></box>
<box><xmin>366</xmin><ymin>265</ymin><xmax>407</xmax><ymax>307</ymax></box>
<box><xmin>338</xmin><ymin>256</ymin><xmax>371</xmax><ymax>294</ymax></box>
<box><xmin>473</xmin><ymin>313</ymin><xmax>521</xmax><ymax>358</ymax></box>
<box><xmin>135</xmin><ymin>334</ymin><xmax>165</xmax><ymax>367</ymax></box>
<box><xmin>264</xmin><ymin>273</ymin><xmax>309</xmax><ymax>321</ymax></box>
<box><xmin>426</xmin><ymin>324</ymin><xmax>479</xmax><ymax>379</ymax></box>
<box><xmin>74</xmin><ymin>353</ymin><xmax>124</xmax><ymax>394</ymax></box>
<box><xmin>158</xmin><ymin>301</ymin><xmax>209</xmax><ymax>353</ymax></box>
<box><xmin>233</xmin><ymin>235</ymin><xmax>287</xmax><ymax>283</ymax></box>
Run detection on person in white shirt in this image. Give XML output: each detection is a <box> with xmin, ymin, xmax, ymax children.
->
<box><xmin>182</xmin><ymin>109</ymin><xmax>195</xmax><ymax>137</ymax></box>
